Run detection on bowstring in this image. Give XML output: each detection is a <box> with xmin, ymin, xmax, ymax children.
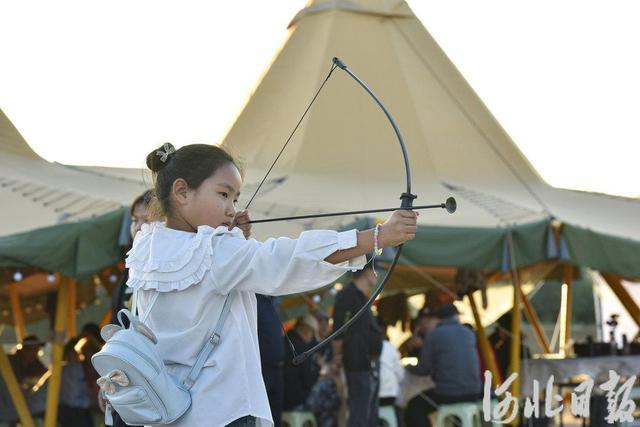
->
<box><xmin>244</xmin><ymin>63</ymin><xmax>338</xmax><ymax>211</ymax></box>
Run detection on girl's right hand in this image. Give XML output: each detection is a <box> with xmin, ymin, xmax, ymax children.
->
<box><xmin>378</xmin><ymin>209</ymin><xmax>418</xmax><ymax>247</ymax></box>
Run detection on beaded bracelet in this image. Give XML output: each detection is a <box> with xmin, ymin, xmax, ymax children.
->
<box><xmin>373</xmin><ymin>224</ymin><xmax>383</xmax><ymax>256</ymax></box>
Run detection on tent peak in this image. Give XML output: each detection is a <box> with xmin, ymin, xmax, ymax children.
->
<box><xmin>289</xmin><ymin>0</ymin><xmax>414</xmax><ymax>28</ymax></box>
<box><xmin>0</xmin><ymin>109</ymin><xmax>41</xmax><ymax>160</ymax></box>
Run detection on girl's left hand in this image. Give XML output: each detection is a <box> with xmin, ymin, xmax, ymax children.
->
<box><xmin>231</xmin><ymin>210</ymin><xmax>251</xmax><ymax>239</ymax></box>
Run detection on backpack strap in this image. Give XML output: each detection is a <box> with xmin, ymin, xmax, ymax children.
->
<box><xmin>132</xmin><ymin>288</ymin><xmax>159</xmax><ymax>323</ymax></box>
<box><xmin>182</xmin><ymin>292</ymin><xmax>236</xmax><ymax>390</ymax></box>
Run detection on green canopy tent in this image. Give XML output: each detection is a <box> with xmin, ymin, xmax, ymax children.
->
<box><xmin>0</xmin><ymin>209</ymin><xmax>127</xmax><ymax>427</ymax></box>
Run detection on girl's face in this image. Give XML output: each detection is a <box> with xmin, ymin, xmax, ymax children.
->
<box><xmin>179</xmin><ymin>162</ymin><xmax>243</xmax><ymax>231</ymax></box>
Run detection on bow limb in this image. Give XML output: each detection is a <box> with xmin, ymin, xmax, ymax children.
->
<box><xmin>291</xmin><ymin>57</ymin><xmax>416</xmax><ymax>365</ymax></box>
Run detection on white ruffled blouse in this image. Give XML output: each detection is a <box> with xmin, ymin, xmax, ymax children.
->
<box><xmin>126</xmin><ymin>222</ymin><xmax>365</xmax><ymax>427</ymax></box>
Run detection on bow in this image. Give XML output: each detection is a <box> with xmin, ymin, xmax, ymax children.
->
<box><xmin>97</xmin><ymin>369</ymin><xmax>130</xmax><ymax>394</ymax></box>
<box><xmin>155</xmin><ymin>142</ymin><xmax>176</xmax><ymax>163</ymax></box>
<box><xmin>246</xmin><ymin>57</ymin><xmax>416</xmax><ymax>365</ymax></box>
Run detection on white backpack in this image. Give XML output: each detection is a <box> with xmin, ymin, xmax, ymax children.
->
<box><xmin>92</xmin><ymin>291</ymin><xmax>235</xmax><ymax>425</ymax></box>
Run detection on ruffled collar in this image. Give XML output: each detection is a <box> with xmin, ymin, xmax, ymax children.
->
<box><xmin>125</xmin><ymin>222</ymin><xmax>243</xmax><ymax>292</ymax></box>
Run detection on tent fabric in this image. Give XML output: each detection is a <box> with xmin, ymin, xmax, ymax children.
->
<box><xmin>0</xmin><ymin>208</ymin><xmax>125</xmax><ymax>279</ymax></box>
<box><xmin>0</xmin><ymin>108</ymin><xmax>150</xmax><ymax>236</ymax></box>
<box><xmin>563</xmin><ymin>223</ymin><xmax>640</xmax><ymax>279</ymax></box>
<box><xmin>346</xmin><ymin>219</ymin><xmax>548</xmax><ymax>271</ymax></box>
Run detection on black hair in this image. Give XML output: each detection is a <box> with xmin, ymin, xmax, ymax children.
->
<box><xmin>130</xmin><ymin>190</ymin><xmax>153</xmax><ymax>216</ymax></box>
<box><xmin>145</xmin><ymin>143</ymin><xmax>242</xmax><ymax>218</ymax></box>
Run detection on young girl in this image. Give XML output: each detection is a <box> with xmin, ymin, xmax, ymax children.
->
<box><xmin>126</xmin><ymin>143</ymin><xmax>417</xmax><ymax>427</ymax></box>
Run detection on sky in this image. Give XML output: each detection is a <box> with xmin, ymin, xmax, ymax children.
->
<box><xmin>0</xmin><ymin>1</ymin><xmax>638</xmax><ymax>198</ymax></box>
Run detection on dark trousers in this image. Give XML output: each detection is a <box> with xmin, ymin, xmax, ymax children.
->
<box><xmin>405</xmin><ymin>390</ymin><xmax>482</xmax><ymax>427</ymax></box>
<box><xmin>112</xmin><ymin>411</ymin><xmax>141</xmax><ymax>427</ymax></box>
<box><xmin>227</xmin><ymin>416</ymin><xmax>257</xmax><ymax>426</ymax></box>
<box><xmin>263</xmin><ymin>364</ymin><xmax>284</xmax><ymax>427</ymax></box>
<box><xmin>346</xmin><ymin>368</ymin><xmax>380</xmax><ymax>427</ymax></box>
<box><xmin>58</xmin><ymin>405</ymin><xmax>94</xmax><ymax>427</ymax></box>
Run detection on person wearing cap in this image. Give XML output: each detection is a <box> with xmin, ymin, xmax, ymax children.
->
<box><xmin>399</xmin><ymin>306</ymin><xmax>439</xmax><ymax>358</ymax></box>
<box><xmin>404</xmin><ymin>303</ymin><xmax>483</xmax><ymax>427</ymax></box>
<box><xmin>331</xmin><ymin>266</ymin><xmax>383</xmax><ymax>427</ymax></box>
<box><xmin>283</xmin><ymin>314</ymin><xmax>322</xmax><ymax>411</ymax></box>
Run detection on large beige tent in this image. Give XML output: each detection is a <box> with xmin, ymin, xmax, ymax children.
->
<box><xmin>221</xmin><ymin>0</ymin><xmax>639</xmax><ymax>245</ymax></box>
<box><xmin>0</xmin><ymin>109</ymin><xmax>149</xmax><ymax>236</ymax></box>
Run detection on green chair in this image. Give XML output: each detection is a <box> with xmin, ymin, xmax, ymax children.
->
<box><xmin>379</xmin><ymin>405</ymin><xmax>398</xmax><ymax>427</ymax></box>
<box><xmin>618</xmin><ymin>386</ymin><xmax>640</xmax><ymax>427</ymax></box>
<box><xmin>435</xmin><ymin>402</ymin><xmax>482</xmax><ymax>427</ymax></box>
<box><xmin>282</xmin><ymin>411</ymin><xmax>317</xmax><ymax>427</ymax></box>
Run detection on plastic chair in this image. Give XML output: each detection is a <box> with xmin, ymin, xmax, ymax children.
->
<box><xmin>282</xmin><ymin>411</ymin><xmax>317</xmax><ymax>427</ymax></box>
<box><xmin>379</xmin><ymin>405</ymin><xmax>398</xmax><ymax>427</ymax></box>
<box><xmin>435</xmin><ymin>402</ymin><xmax>482</xmax><ymax>427</ymax></box>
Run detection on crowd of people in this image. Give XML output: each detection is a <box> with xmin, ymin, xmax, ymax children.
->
<box><xmin>255</xmin><ymin>298</ymin><xmax>486</xmax><ymax>427</ymax></box>
<box><xmin>3</xmin><ymin>291</ymin><xmax>491</xmax><ymax>427</ymax></box>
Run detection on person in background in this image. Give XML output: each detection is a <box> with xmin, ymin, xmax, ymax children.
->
<box><xmin>332</xmin><ymin>266</ymin><xmax>383</xmax><ymax>427</ymax></box>
<box><xmin>302</xmin><ymin>360</ymin><xmax>345</xmax><ymax>427</ymax></box>
<box><xmin>405</xmin><ymin>303</ymin><xmax>483</xmax><ymax>427</ymax></box>
<box><xmin>5</xmin><ymin>336</ymin><xmax>47</xmax><ymax>427</ymax></box>
<box><xmin>377</xmin><ymin>318</ymin><xmax>404</xmax><ymax>426</ymax></box>
<box><xmin>313</xmin><ymin>310</ymin><xmax>333</xmax><ymax>363</ymax></box>
<box><xmin>283</xmin><ymin>315</ymin><xmax>321</xmax><ymax>411</ymax></box>
<box><xmin>257</xmin><ymin>294</ymin><xmax>285</xmax><ymax>426</ymax></box>
<box><xmin>79</xmin><ymin>324</ymin><xmax>103</xmax><ymax>413</ymax></box>
<box><xmin>59</xmin><ymin>338</ymin><xmax>94</xmax><ymax>427</ymax></box>
<box><xmin>8</xmin><ymin>335</ymin><xmax>47</xmax><ymax>385</ymax></box>
<box><xmin>399</xmin><ymin>307</ymin><xmax>438</xmax><ymax>358</ymax></box>
<box><xmin>103</xmin><ymin>190</ymin><xmax>151</xmax><ymax>427</ymax></box>
<box><xmin>111</xmin><ymin>189</ymin><xmax>152</xmax><ymax>324</ymax></box>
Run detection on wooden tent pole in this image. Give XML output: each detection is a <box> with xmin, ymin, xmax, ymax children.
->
<box><xmin>44</xmin><ymin>277</ymin><xmax>69</xmax><ymax>427</ymax></box>
<box><xmin>519</xmin><ymin>287</ymin><xmax>552</xmax><ymax>353</ymax></box>
<box><xmin>0</xmin><ymin>345</ymin><xmax>36</xmax><ymax>427</ymax></box>
<box><xmin>8</xmin><ymin>283</ymin><xmax>27</xmax><ymax>342</ymax></box>
<box><xmin>66</xmin><ymin>278</ymin><xmax>77</xmax><ymax>338</ymax></box>
<box><xmin>601</xmin><ymin>273</ymin><xmax>640</xmax><ymax>328</ymax></box>
<box><xmin>468</xmin><ymin>292</ymin><xmax>502</xmax><ymax>386</ymax></box>
<box><xmin>99</xmin><ymin>306</ymin><xmax>112</xmax><ymax>328</ymax></box>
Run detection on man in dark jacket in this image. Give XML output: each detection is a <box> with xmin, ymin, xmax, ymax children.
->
<box><xmin>332</xmin><ymin>267</ymin><xmax>383</xmax><ymax>427</ymax></box>
<box><xmin>405</xmin><ymin>303</ymin><xmax>483</xmax><ymax>427</ymax></box>
<box><xmin>258</xmin><ymin>295</ymin><xmax>285</xmax><ymax>426</ymax></box>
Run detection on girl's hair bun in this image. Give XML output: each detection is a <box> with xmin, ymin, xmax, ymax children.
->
<box><xmin>146</xmin><ymin>142</ymin><xmax>176</xmax><ymax>172</ymax></box>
